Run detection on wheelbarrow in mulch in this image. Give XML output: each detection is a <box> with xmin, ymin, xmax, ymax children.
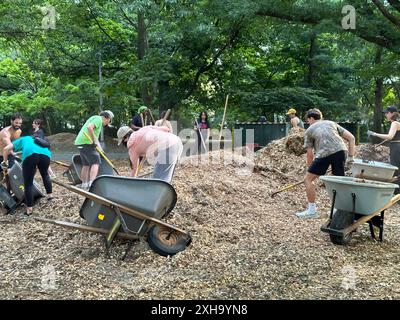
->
<box><xmin>0</xmin><ymin>160</ymin><xmax>44</xmax><ymax>214</ymax></box>
<box><xmin>62</xmin><ymin>154</ymin><xmax>116</xmax><ymax>185</ymax></box>
<box><xmin>320</xmin><ymin>159</ymin><xmax>400</xmax><ymax>245</ymax></box>
<box><xmin>35</xmin><ymin>175</ymin><xmax>192</xmax><ymax>259</ymax></box>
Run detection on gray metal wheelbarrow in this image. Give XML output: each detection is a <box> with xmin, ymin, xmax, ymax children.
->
<box><xmin>63</xmin><ymin>154</ymin><xmax>115</xmax><ymax>185</ymax></box>
<box><xmin>0</xmin><ymin>161</ymin><xmax>44</xmax><ymax>214</ymax></box>
<box><xmin>320</xmin><ymin>176</ymin><xmax>400</xmax><ymax>245</ymax></box>
<box><xmin>35</xmin><ymin>176</ymin><xmax>192</xmax><ymax>258</ymax></box>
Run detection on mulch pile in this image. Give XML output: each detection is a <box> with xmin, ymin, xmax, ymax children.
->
<box><xmin>48</xmin><ymin>133</ymin><xmax>125</xmax><ymax>153</ymax></box>
<box><xmin>0</xmin><ymin>136</ymin><xmax>399</xmax><ymax>299</ymax></box>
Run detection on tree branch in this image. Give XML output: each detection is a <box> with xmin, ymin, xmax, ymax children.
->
<box><xmin>83</xmin><ymin>0</ymin><xmax>118</xmax><ymax>43</ymax></box>
<box><xmin>372</xmin><ymin>0</ymin><xmax>400</xmax><ymax>28</ymax></box>
<box><xmin>388</xmin><ymin>0</ymin><xmax>400</xmax><ymax>13</ymax></box>
<box><xmin>256</xmin><ymin>7</ymin><xmax>399</xmax><ymax>54</ymax></box>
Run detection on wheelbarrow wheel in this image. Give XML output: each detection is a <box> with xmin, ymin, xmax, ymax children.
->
<box><xmin>147</xmin><ymin>225</ymin><xmax>190</xmax><ymax>257</ymax></box>
<box><xmin>329</xmin><ymin>209</ymin><xmax>354</xmax><ymax>245</ymax></box>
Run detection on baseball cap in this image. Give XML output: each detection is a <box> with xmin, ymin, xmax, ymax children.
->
<box><xmin>138</xmin><ymin>106</ymin><xmax>148</xmax><ymax>114</ymax></box>
<box><xmin>117</xmin><ymin>126</ymin><xmax>133</xmax><ymax>145</ymax></box>
<box><xmin>286</xmin><ymin>108</ymin><xmax>297</xmax><ymax>115</ymax></box>
<box><xmin>383</xmin><ymin>106</ymin><xmax>398</xmax><ymax>113</ymax></box>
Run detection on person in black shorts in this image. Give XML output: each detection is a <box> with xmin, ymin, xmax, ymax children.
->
<box><xmin>295</xmin><ymin>108</ymin><xmax>356</xmax><ymax>219</ymax></box>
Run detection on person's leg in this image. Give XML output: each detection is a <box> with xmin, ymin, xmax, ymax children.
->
<box><xmin>389</xmin><ymin>144</ymin><xmax>400</xmax><ymax>193</ymax></box>
<box><xmin>86</xmin><ymin>145</ymin><xmax>101</xmax><ymax>188</ymax></box>
<box><xmin>37</xmin><ymin>155</ymin><xmax>52</xmax><ymax>199</ymax></box>
<box><xmin>22</xmin><ymin>154</ymin><xmax>38</xmax><ymax>215</ymax></box>
<box><xmin>0</xmin><ymin>155</ymin><xmax>3</xmax><ymax>181</ymax></box>
<box><xmin>79</xmin><ymin>147</ymin><xmax>90</xmax><ymax>186</ymax></box>
<box><xmin>296</xmin><ymin>156</ymin><xmax>329</xmax><ymax>218</ymax></box>
<box><xmin>304</xmin><ymin>172</ymin><xmax>319</xmax><ymax>204</ymax></box>
<box><xmin>89</xmin><ymin>164</ymin><xmax>100</xmax><ymax>184</ymax></box>
<box><xmin>330</xmin><ymin>151</ymin><xmax>346</xmax><ymax>176</ymax></box>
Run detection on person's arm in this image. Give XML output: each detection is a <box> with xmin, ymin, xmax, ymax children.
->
<box><xmin>87</xmin><ymin>123</ymin><xmax>97</xmax><ymax>143</ymax></box>
<box><xmin>342</xmin><ymin>129</ymin><xmax>356</xmax><ymax>157</ymax></box>
<box><xmin>38</xmin><ymin>129</ymin><xmax>45</xmax><ymax>139</ymax></box>
<box><xmin>1</xmin><ymin>133</ymin><xmax>11</xmax><ymax>149</ymax></box>
<box><xmin>2</xmin><ymin>143</ymin><xmax>14</xmax><ymax>164</ymax></box>
<box><xmin>152</xmin><ymin>125</ymin><xmax>169</xmax><ymax>132</ymax></box>
<box><xmin>371</xmin><ymin>122</ymin><xmax>398</xmax><ymax>141</ymax></box>
<box><xmin>306</xmin><ymin>148</ymin><xmax>314</xmax><ymax>167</ymax></box>
<box><xmin>167</xmin><ymin>121</ymin><xmax>173</xmax><ymax>133</ymax></box>
<box><xmin>129</xmin><ymin>151</ymin><xmax>140</xmax><ymax>177</ymax></box>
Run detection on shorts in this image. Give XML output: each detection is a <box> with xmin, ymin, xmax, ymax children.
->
<box><xmin>77</xmin><ymin>144</ymin><xmax>101</xmax><ymax>166</ymax></box>
<box><xmin>308</xmin><ymin>150</ymin><xmax>346</xmax><ymax>176</ymax></box>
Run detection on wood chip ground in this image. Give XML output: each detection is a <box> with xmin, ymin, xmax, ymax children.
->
<box><xmin>0</xmin><ymin>137</ymin><xmax>399</xmax><ymax>299</ymax></box>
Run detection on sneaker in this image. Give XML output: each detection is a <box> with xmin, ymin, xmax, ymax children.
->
<box><xmin>295</xmin><ymin>209</ymin><xmax>318</xmax><ymax>219</ymax></box>
<box><xmin>77</xmin><ymin>183</ymin><xmax>88</xmax><ymax>191</ymax></box>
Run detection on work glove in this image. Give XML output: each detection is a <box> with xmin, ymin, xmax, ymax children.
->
<box><xmin>367</xmin><ymin>130</ymin><xmax>376</xmax><ymax>137</ymax></box>
<box><xmin>1</xmin><ymin>161</ymin><xmax>8</xmax><ymax>171</ymax></box>
<box><xmin>347</xmin><ymin>155</ymin><xmax>354</xmax><ymax>163</ymax></box>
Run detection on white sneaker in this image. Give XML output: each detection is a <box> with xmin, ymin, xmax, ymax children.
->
<box><xmin>295</xmin><ymin>209</ymin><xmax>318</xmax><ymax>219</ymax></box>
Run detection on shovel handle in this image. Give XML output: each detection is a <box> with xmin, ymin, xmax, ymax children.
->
<box><xmin>271</xmin><ymin>180</ymin><xmax>304</xmax><ymax>197</ymax></box>
<box><xmin>83</xmin><ymin>131</ymin><xmax>119</xmax><ymax>175</ymax></box>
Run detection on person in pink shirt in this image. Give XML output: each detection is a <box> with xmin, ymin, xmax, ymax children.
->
<box><xmin>117</xmin><ymin>125</ymin><xmax>183</xmax><ymax>183</ymax></box>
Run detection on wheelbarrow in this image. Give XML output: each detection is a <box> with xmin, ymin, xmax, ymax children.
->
<box><xmin>63</xmin><ymin>154</ymin><xmax>115</xmax><ymax>185</ymax></box>
<box><xmin>0</xmin><ymin>161</ymin><xmax>44</xmax><ymax>214</ymax></box>
<box><xmin>350</xmin><ymin>158</ymin><xmax>398</xmax><ymax>182</ymax></box>
<box><xmin>320</xmin><ymin>175</ymin><xmax>400</xmax><ymax>245</ymax></box>
<box><xmin>35</xmin><ymin>175</ymin><xmax>192</xmax><ymax>258</ymax></box>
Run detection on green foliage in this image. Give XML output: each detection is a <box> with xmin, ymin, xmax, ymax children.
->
<box><xmin>0</xmin><ymin>0</ymin><xmax>399</xmax><ymax>132</ymax></box>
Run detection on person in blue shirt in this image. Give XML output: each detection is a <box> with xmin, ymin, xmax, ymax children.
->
<box><xmin>1</xmin><ymin>136</ymin><xmax>53</xmax><ymax>216</ymax></box>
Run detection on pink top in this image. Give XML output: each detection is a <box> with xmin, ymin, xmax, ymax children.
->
<box><xmin>127</xmin><ymin>126</ymin><xmax>181</xmax><ymax>176</ymax></box>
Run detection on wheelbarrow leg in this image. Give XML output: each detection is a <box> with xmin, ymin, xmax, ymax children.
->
<box><xmin>122</xmin><ymin>240</ymin><xmax>135</xmax><ymax>261</ymax></box>
<box><xmin>378</xmin><ymin>211</ymin><xmax>385</xmax><ymax>242</ymax></box>
<box><xmin>104</xmin><ymin>216</ymin><xmax>122</xmax><ymax>255</ymax></box>
<box><xmin>368</xmin><ymin>220</ymin><xmax>376</xmax><ymax>240</ymax></box>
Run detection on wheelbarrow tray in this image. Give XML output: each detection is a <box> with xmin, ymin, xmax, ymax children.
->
<box><xmin>351</xmin><ymin>158</ymin><xmax>398</xmax><ymax>182</ymax></box>
<box><xmin>80</xmin><ymin>175</ymin><xmax>177</xmax><ymax>235</ymax></box>
<box><xmin>320</xmin><ymin>176</ymin><xmax>399</xmax><ymax>215</ymax></box>
<box><xmin>8</xmin><ymin>161</ymin><xmax>44</xmax><ymax>201</ymax></box>
<box><xmin>64</xmin><ymin>154</ymin><xmax>115</xmax><ymax>185</ymax></box>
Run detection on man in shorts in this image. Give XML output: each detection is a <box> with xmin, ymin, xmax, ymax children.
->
<box><xmin>0</xmin><ymin>113</ymin><xmax>23</xmax><ymax>169</ymax></box>
<box><xmin>296</xmin><ymin>108</ymin><xmax>356</xmax><ymax>219</ymax></box>
<box><xmin>74</xmin><ymin>110</ymin><xmax>114</xmax><ymax>190</ymax></box>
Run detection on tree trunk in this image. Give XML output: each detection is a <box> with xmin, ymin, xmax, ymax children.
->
<box><xmin>307</xmin><ymin>33</ymin><xmax>317</xmax><ymax>87</ymax></box>
<box><xmin>137</xmin><ymin>12</ymin><xmax>151</xmax><ymax>106</ymax></box>
<box><xmin>373</xmin><ymin>46</ymin><xmax>384</xmax><ymax>133</ymax></box>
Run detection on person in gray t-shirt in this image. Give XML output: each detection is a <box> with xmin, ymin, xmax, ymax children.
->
<box><xmin>295</xmin><ymin>108</ymin><xmax>356</xmax><ymax>219</ymax></box>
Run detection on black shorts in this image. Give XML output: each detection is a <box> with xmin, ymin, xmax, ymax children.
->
<box><xmin>77</xmin><ymin>144</ymin><xmax>101</xmax><ymax>166</ymax></box>
<box><xmin>308</xmin><ymin>150</ymin><xmax>346</xmax><ymax>176</ymax></box>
